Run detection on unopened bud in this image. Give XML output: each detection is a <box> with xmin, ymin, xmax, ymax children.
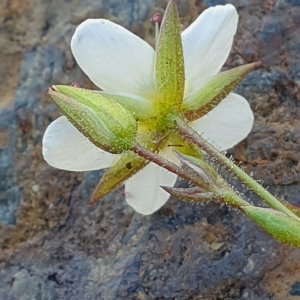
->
<box><xmin>242</xmin><ymin>206</ymin><xmax>300</xmax><ymax>248</ymax></box>
<box><xmin>48</xmin><ymin>85</ymin><xmax>137</xmax><ymax>154</ymax></box>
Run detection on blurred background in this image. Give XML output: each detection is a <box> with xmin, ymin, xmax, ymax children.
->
<box><xmin>1</xmin><ymin>0</ymin><xmax>300</xmax><ymax>299</ymax></box>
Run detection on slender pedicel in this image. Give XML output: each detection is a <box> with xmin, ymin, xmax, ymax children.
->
<box><xmin>174</xmin><ymin>117</ymin><xmax>300</xmax><ymax>220</ymax></box>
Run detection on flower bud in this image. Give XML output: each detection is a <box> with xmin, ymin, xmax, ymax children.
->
<box><xmin>49</xmin><ymin>85</ymin><xmax>137</xmax><ymax>154</ymax></box>
<box><xmin>242</xmin><ymin>206</ymin><xmax>300</xmax><ymax>248</ymax></box>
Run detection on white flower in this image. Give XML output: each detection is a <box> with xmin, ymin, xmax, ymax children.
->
<box><xmin>43</xmin><ymin>4</ymin><xmax>254</xmax><ymax>215</ymax></box>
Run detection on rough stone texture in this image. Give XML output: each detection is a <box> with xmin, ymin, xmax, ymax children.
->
<box><xmin>1</xmin><ymin>0</ymin><xmax>300</xmax><ymax>299</ymax></box>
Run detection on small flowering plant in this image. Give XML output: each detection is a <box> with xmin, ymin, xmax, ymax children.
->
<box><xmin>43</xmin><ymin>0</ymin><xmax>300</xmax><ymax>247</ymax></box>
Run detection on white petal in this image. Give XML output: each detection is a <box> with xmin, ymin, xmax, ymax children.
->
<box><xmin>191</xmin><ymin>93</ymin><xmax>254</xmax><ymax>151</ymax></box>
<box><xmin>71</xmin><ymin>19</ymin><xmax>155</xmax><ymax>97</ymax></box>
<box><xmin>160</xmin><ymin>144</ymin><xmax>181</xmax><ymax>165</ymax></box>
<box><xmin>42</xmin><ymin>116</ymin><xmax>116</xmax><ymax>171</ymax></box>
<box><xmin>182</xmin><ymin>5</ymin><xmax>238</xmax><ymax>96</ymax></box>
<box><xmin>125</xmin><ymin>163</ymin><xmax>177</xmax><ymax>215</ymax></box>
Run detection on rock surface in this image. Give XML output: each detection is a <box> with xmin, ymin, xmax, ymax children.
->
<box><xmin>1</xmin><ymin>0</ymin><xmax>300</xmax><ymax>299</ymax></box>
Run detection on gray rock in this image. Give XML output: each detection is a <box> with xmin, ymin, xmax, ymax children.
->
<box><xmin>1</xmin><ymin>0</ymin><xmax>300</xmax><ymax>299</ymax></box>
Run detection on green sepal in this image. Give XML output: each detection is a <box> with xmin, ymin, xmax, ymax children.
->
<box><xmin>90</xmin><ymin>151</ymin><xmax>147</xmax><ymax>204</ymax></box>
<box><xmin>242</xmin><ymin>206</ymin><xmax>300</xmax><ymax>248</ymax></box>
<box><xmin>183</xmin><ymin>62</ymin><xmax>259</xmax><ymax>121</ymax></box>
<box><xmin>155</xmin><ymin>0</ymin><xmax>184</xmax><ymax>112</ymax></box>
<box><xmin>50</xmin><ymin>86</ymin><xmax>137</xmax><ymax>154</ymax></box>
<box><xmin>94</xmin><ymin>91</ymin><xmax>156</xmax><ymax>121</ymax></box>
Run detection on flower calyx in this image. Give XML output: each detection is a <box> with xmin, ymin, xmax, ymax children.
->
<box><xmin>48</xmin><ymin>85</ymin><xmax>138</xmax><ymax>154</ymax></box>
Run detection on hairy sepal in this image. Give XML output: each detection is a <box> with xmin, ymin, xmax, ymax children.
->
<box><xmin>90</xmin><ymin>152</ymin><xmax>147</xmax><ymax>204</ymax></box>
<box><xmin>155</xmin><ymin>0</ymin><xmax>184</xmax><ymax>112</ymax></box>
<box><xmin>183</xmin><ymin>62</ymin><xmax>259</xmax><ymax>121</ymax></box>
<box><xmin>50</xmin><ymin>86</ymin><xmax>137</xmax><ymax>153</ymax></box>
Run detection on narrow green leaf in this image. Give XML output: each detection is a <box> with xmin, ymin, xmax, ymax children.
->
<box><xmin>155</xmin><ymin>0</ymin><xmax>184</xmax><ymax>112</ymax></box>
<box><xmin>242</xmin><ymin>206</ymin><xmax>300</xmax><ymax>248</ymax></box>
<box><xmin>183</xmin><ymin>62</ymin><xmax>259</xmax><ymax>121</ymax></box>
<box><xmin>90</xmin><ymin>152</ymin><xmax>147</xmax><ymax>204</ymax></box>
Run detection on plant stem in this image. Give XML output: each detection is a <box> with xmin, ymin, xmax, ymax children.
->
<box><xmin>131</xmin><ymin>144</ymin><xmax>248</xmax><ymax>209</ymax></box>
<box><xmin>132</xmin><ymin>144</ymin><xmax>205</xmax><ymax>188</ymax></box>
<box><xmin>175</xmin><ymin>118</ymin><xmax>300</xmax><ymax>220</ymax></box>
<box><xmin>219</xmin><ymin>190</ymin><xmax>250</xmax><ymax>209</ymax></box>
